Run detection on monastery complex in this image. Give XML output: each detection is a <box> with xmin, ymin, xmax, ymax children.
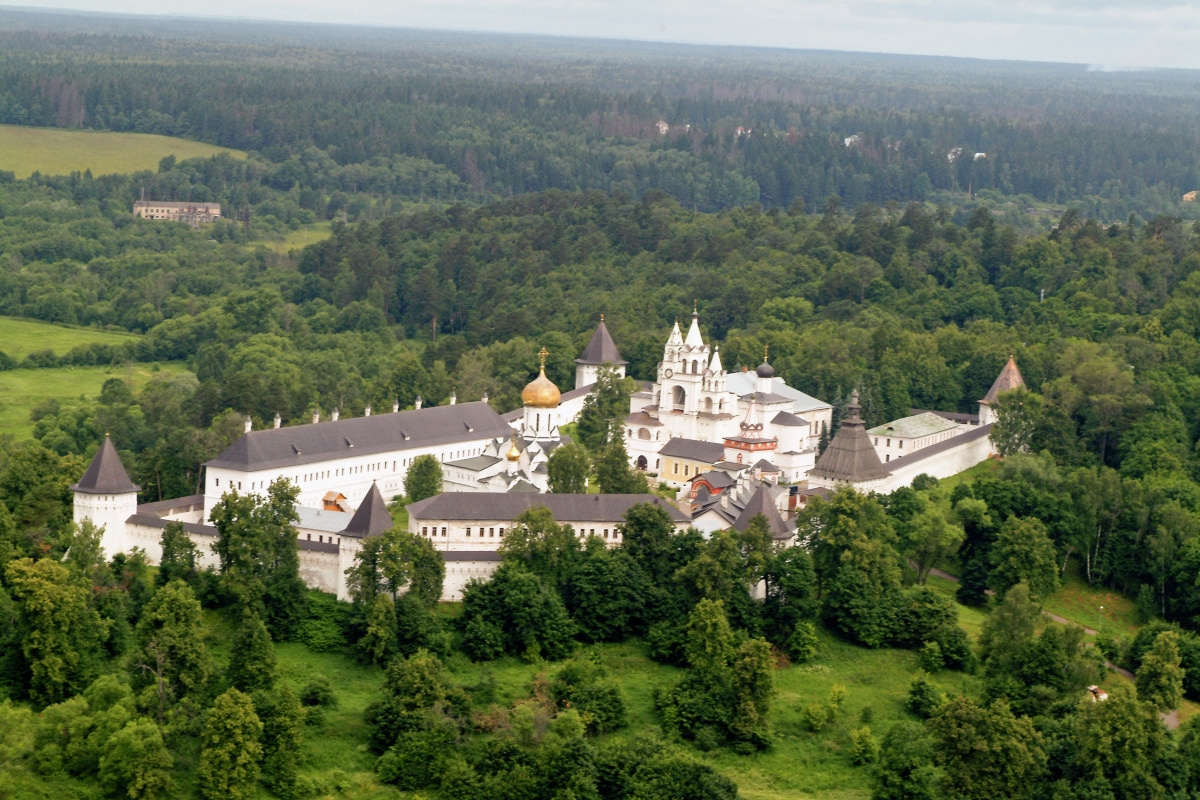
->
<box><xmin>72</xmin><ymin>310</ymin><xmax>1024</xmax><ymax>601</ymax></box>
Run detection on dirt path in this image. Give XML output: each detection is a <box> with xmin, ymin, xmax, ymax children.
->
<box><xmin>925</xmin><ymin>564</ymin><xmax>1133</xmax><ymax>675</ymax></box>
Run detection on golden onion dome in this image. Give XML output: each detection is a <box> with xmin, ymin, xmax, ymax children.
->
<box><xmin>521</xmin><ymin>368</ymin><xmax>561</xmax><ymax>408</ymax></box>
<box><xmin>506</xmin><ymin>435</ymin><xmax>522</xmax><ymax>462</ymax></box>
<box><xmin>521</xmin><ymin>347</ymin><xmax>561</xmax><ymax>408</ymax></box>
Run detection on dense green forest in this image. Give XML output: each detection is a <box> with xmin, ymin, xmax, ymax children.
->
<box><xmin>1</xmin><ymin>9</ymin><xmax>1200</xmax><ymax>219</ymax></box>
<box><xmin>3</xmin><ymin>13</ymin><xmax>1200</xmax><ymax>799</ymax></box>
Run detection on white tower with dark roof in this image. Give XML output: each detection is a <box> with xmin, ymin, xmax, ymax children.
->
<box><xmin>574</xmin><ymin>315</ymin><xmax>627</xmax><ymax>389</ymax></box>
<box><xmin>71</xmin><ymin>435</ymin><xmax>140</xmax><ymax>556</ymax></box>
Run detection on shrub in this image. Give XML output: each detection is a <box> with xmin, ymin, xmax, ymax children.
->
<box><xmin>297</xmin><ymin>592</ymin><xmax>351</xmax><ymax>653</ymax></box>
<box><xmin>919</xmin><ymin>641</ymin><xmax>944</xmax><ymax>672</ymax></box>
<box><xmin>785</xmin><ymin>620</ymin><xmax>820</xmax><ymax>664</ymax></box>
<box><xmin>802</xmin><ymin>702</ymin><xmax>830</xmax><ymax>732</ymax></box>
<box><xmin>299</xmin><ymin>677</ymin><xmax>337</xmax><ymax>708</ymax></box>
<box><xmin>849</xmin><ymin>725</ymin><xmax>879</xmax><ymax>765</ymax></box>
<box><xmin>933</xmin><ymin>624</ymin><xmax>975</xmax><ymax>671</ymax></box>
<box><xmin>905</xmin><ymin>672</ymin><xmax>945</xmax><ymax>718</ymax></box>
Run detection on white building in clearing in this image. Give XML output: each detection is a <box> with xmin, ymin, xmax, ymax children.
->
<box><xmin>407</xmin><ymin>493</ymin><xmax>690</xmax><ymax>599</ymax></box>
<box><xmin>133</xmin><ymin>201</ymin><xmax>221</xmax><ymax>226</ymax></box>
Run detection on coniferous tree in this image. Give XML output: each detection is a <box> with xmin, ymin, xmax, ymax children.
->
<box><xmin>228</xmin><ymin>612</ymin><xmax>276</xmax><ymax>694</ymax></box>
<box><xmin>256</xmin><ymin>685</ymin><xmax>305</xmax><ymax>800</ymax></box>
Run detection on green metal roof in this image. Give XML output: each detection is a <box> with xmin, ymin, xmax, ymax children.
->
<box><xmin>868</xmin><ymin>412</ymin><xmax>960</xmax><ymax>439</ymax></box>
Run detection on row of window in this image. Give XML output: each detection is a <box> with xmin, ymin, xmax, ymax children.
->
<box><xmin>304</xmin><ymin>533</ymin><xmax>341</xmax><ymax>545</ymax></box>
<box><xmin>419</xmin><ymin>525</ymin><xmax>622</xmax><ymax>541</ymax></box>
<box><xmin>212</xmin><ymin>447</ymin><xmax>490</xmax><ymax>493</ymax></box>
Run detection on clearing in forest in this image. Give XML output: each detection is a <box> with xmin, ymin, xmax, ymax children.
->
<box><xmin>0</xmin><ymin>315</ymin><xmax>139</xmax><ymax>361</ymax></box>
<box><xmin>0</xmin><ymin>124</ymin><xmax>245</xmax><ymax>178</ymax></box>
<box><xmin>0</xmin><ymin>363</ymin><xmax>191</xmax><ymax>438</ymax></box>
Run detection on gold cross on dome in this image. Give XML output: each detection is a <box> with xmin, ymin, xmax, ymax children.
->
<box><xmin>538</xmin><ymin>346</ymin><xmax>549</xmax><ymax>370</ymax></box>
<box><xmin>764</xmin><ymin>343</ymin><xmax>770</xmax><ymax>362</ymax></box>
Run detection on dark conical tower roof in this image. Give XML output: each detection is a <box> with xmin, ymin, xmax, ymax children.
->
<box><xmin>343</xmin><ymin>482</ymin><xmax>394</xmax><ymax>537</ymax></box>
<box><xmin>733</xmin><ymin>484</ymin><xmax>791</xmax><ymax>539</ymax></box>
<box><xmin>71</xmin><ymin>436</ymin><xmax>140</xmax><ymax>494</ymax></box>
<box><xmin>980</xmin><ymin>355</ymin><xmax>1025</xmax><ymax>405</ymax></box>
<box><xmin>809</xmin><ymin>391</ymin><xmax>890</xmax><ymax>484</ymax></box>
<box><xmin>575</xmin><ymin>316</ymin><xmax>627</xmax><ymax>366</ymax></box>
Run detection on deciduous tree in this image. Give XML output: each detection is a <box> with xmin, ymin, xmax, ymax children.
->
<box><xmin>198</xmin><ymin>689</ymin><xmax>263</xmax><ymax>800</ymax></box>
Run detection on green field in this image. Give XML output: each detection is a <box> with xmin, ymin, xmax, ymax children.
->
<box><xmin>0</xmin><ymin>124</ymin><xmax>245</xmax><ymax>178</ymax></box>
<box><xmin>0</xmin><ymin>363</ymin><xmax>191</xmax><ymax>438</ymax></box>
<box><xmin>259</xmin><ymin>221</ymin><xmax>335</xmax><ymax>253</ymax></box>
<box><xmin>0</xmin><ymin>315</ymin><xmax>140</xmax><ymax>361</ymax></box>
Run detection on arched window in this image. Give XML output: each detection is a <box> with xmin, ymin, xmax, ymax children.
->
<box><xmin>704</xmin><ymin>397</ymin><xmax>713</xmax><ymax>412</ymax></box>
<box><xmin>638</xmin><ymin>428</ymin><xmax>651</xmax><ymax>440</ymax></box>
<box><xmin>672</xmin><ymin>386</ymin><xmax>686</xmax><ymax>411</ymax></box>
<box><xmin>636</xmin><ymin>455</ymin><xmax>648</xmax><ymax>470</ymax></box>
<box><xmin>692</xmin><ymin>360</ymin><xmax>699</xmax><ymax>374</ymax></box>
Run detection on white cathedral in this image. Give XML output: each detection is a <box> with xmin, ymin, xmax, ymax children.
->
<box><xmin>623</xmin><ymin>307</ymin><xmax>833</xmax><ymax>484</ymax></box>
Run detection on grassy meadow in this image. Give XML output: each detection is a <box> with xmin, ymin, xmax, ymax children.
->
<box><xmin>259</xmin><ymin>221</ymin><xmax>335</xmax><ymax>254</ymax></box>
<box><xmin>0</xmin><ymin>315</ymin><xmax>139</xmax><ymax>361</ymax></box>
<box><xmin>0</xmin><ymin>362</ymin><xmax>191</xmax><ymax>438</ymax></box>
<box><xmin>0</xmin><ymin>124</ymin><xmax>245</xmax><ymax>178</ymax></box>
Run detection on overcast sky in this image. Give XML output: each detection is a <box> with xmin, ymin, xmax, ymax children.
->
<box><xmin>11</xmin><ymin>0</ymin><xmax>1200</xmax><ymax>71</ymax></box>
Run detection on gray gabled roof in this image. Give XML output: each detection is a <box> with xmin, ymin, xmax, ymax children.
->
<box><xmin>576</xmin><ymin>318</ymin><xmax>627</xmax><ymax>366</ymax></box>
<box><xmin>205</xmin><ymin>402</ymin><xmax>512</xmax><ymax>472</ymax></box>
<box><xmin>72</xmin><ymin>436</ymin><xmax>140</xmax><ymax>495</ymax></box>
<box><xmin>447</xmin><ymin>455</ymin><xmax>503</xmax><ymax>472</ymax></box>
<box><xmin>732</xmin><ymin>484</ymin><xmax>792</xmax><ymax>538</ymax></box>
<box><xmin>658</xmin><ymin>437</ymin><xmax>726</xmax><ymax>463</ymax></box>
<box><xmin>407</xmin><ymin>492</ymin><xmax>689</xmax><ymax>524</ymax></box>
<box><xmin>809</xmin><ymin>392</ymin><xmax>890</xmax><ymax>484</ymax></box>
<box><xmin>343</xmin><ymin>483</ymin><xmax>394</xmax><ymax>537</ymax></box>
<box><xmin>771</xmin><ymin>410</ymin><xmax>810</xmax><ymax>427</ymax></box>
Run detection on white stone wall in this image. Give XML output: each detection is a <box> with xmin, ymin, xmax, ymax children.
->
<box><xmin>876</xmin><ymin>429</ymin><xmax>996</xmax><ymax>494</ymax></box>
<box><xmin>444</xmin><ymin>561</ymin><xmax>502</xmax><ymax>601</ymax></box>
<box><xmin>75</xmin><ymin>491</ymin><xmax>139</xmax><ymax>556</ymax></box>
<box><xmin>203</xmin><ymin>434</ymin><xmax>499</xmax><ymax>520</ymax></box>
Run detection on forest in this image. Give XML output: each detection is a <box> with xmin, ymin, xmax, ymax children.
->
<box><xmin>3</xmin><ymin>9</ymin><xmax>1200</xmax><ymax>800</ymax></box>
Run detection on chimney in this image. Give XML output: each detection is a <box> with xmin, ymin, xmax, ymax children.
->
<box><xmin>393</xmin><ymin>398</ymin><xmax>400</xmax><ymax>413</ymax></box>
<box><xmin>415</xmin><ymin>396</ymin><xmax>423</xmax><ymax>410</ymax></box>
<box><xmin>332</xmin><ymin>408</ymin><xmax>340</xmax><ymax>422</ymax></box>
<box><xmin>273</xmin><ymin>413</ymin><xmax>281</xmax><ymax>429</ymax></box>
<box><xmin>450</xmin><ymin>389</ymin><xmax>457</xmax><ymax>406</ymax></box>
<box><xmin>312</xmin><ymin>410</ymin><xmax>320</xmax><ymax>424</ymax></box>
<box><xmin>364</xmin><ymin>404</ymin><xmax>372</xmax><ymax>417</ymax></box>
<box><xmin>244</xmin><ymin>416</ymin><xmax>252</xmax><ymax>433</ymax></box>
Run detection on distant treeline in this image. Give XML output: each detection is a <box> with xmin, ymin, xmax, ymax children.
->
<box><xmin>0</xmin><ymin>20</ymin><xmax>1198</xmax><ymax>218</ymax></box>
